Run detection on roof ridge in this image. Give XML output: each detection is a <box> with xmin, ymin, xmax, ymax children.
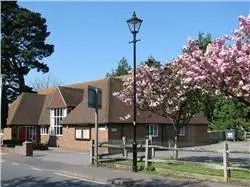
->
<box><xmin>58</xmin><ymin>86</ymin><xmax>84</xmax><ymax>91</ymax></box>
<box><xmin>22</xmin><ymin>92</ymin><xmax>46</xmax><ymax>96</ymax></box>
<box><xmin>66</xmin><ymin>77</ymin><xmax>109</xmax><ymax>87</ymax></box>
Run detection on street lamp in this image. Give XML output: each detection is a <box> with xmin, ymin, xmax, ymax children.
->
<box><xmin>127</xmin><ymin>11</ymin><xmax>143</xmax><ymax>172</ymax></box>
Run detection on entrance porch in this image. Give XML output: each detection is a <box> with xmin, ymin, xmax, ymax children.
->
<box><xmin>12</xmin><ymin>126</ymin><xmax>39</xmax><ymax>143</ymax></box>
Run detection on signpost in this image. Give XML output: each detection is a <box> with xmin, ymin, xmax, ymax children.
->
<box><xmin>88</xmin><ymin>86</ymin><xmax>102</xmax><ymax>166</ymax></box>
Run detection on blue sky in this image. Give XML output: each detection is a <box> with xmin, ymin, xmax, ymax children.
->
<box><xmin>18</xmin><ymin>1</ymin><xmax>250</xmax><ymax>85</ymax></box>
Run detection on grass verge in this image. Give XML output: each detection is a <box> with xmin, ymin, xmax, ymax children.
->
<box><xmin>101</xmin><ymin>160</ymin><xmax>250</xmax><ymax>181</ymax></box>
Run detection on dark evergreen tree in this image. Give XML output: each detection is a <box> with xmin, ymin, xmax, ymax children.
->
<box><xmin>106</xmin><ymin>57</ymin><xmax>131</xmax><ymax>77</ymax></box>
<box><xmin>1</xmin><ymin>1</ymin><xmax>54</xmax><ymax>128</ymax></box>
<box><xmin>143</xmin><ymin>56</ymin><xmax>161</xmax><ymax>67</ymax></box>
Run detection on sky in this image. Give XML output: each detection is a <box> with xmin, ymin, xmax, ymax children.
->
<box><xmin>18</xmin><ymin>1</ymin><xmax>250</xmax><ymax>86</ymax></box>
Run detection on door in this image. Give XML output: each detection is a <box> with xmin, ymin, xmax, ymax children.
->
<box><xmin>19</xmin><ymin>127</ymin><xmax>25</xmax><ymax>142</ymax></box>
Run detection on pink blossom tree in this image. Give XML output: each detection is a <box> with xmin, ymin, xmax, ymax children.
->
<box><xmin>177</xmin><ymin>15</ymin><xmax>250</xmax><ymax>106</ymax></box>
<box><xmin>114</xmin><ymin>63</ymin><xmax>202</xmax><ymax>141</ymax></box>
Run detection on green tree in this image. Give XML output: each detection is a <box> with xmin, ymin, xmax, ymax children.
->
<box><xmin>1</xmin><ymin>1</ymin><xmax>54</xmax><ymax>128</ymax></box>
<box><xmin>183</xmin><ymin>32</ymin><xmax>212</xmax><ymax>53</ymax></box>
<box><xmin>106</xmin><ymin>57</ymin><xmax>131</xmax><ymax>77</ymax></box>
<box><xmin>142</xmin><ymin>56</ymin><xmax>161</xmax><ymax>67</ymax></box>
<box><xmin>211</xmin><ymin>99</ymin><xmax>250</xmax><ymax>131</ymax></box>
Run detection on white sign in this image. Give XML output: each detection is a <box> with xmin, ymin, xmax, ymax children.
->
<box><xmin>83</xmin><ymin>128</ymin><xmax>90</xmax><ymax>139</ymax></box>
<box><xmin>75</xmin><ymin>129</ymin><xmax>82</xmax><ymax>139</ymax></box>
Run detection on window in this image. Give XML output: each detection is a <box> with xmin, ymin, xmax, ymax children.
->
<box><xmin>50</xmin><ymin>108</ymin><xmax>67</xmax><ymax>136</ymax></box>
<box><xmin>148</xmin><ymin>124</ymin><xmax>158</xmax><ymax>137</ymax></box>
<box><xmin>179</xmin><ymin>126</ymin><xmax>186</xmax><ymax>136</ymax></box>
<box><xmin>25</xmin><ymin>126</ymin><xmax>37</xmax><ymax>142</ymax></box>
<box><xmin>41</xmin><ymin>126</ymin><xmax>48</xmax><ymax>135</ymax></box>
<box><xmin>75</xmin><ymin>128</ymin><xmax>91</xmax><ymax>140</ymax></box>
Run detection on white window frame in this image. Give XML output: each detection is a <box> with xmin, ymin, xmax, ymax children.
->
<box><xmin>50</xmin><ymin>108</ymin><xmax>67</xmax><ymax>136</ymax></box>
<box><xmin>75</xmin><ymin>128</ymin><xmax>91</xmax><ymax>140</ymax></box>
<box><xmin>148</xmin><ymin>124</ymin><xmax>158</xmax><ymax>137</ymax></box>
<box><xmin>40</xmin><ymin>126</ymin><xmax>48</xmax><ymax>135</ymax></box>
<box><xmin>179</xmin><ymin>126</ymin><xmax>186</xmax><ymax>136</ymax></box>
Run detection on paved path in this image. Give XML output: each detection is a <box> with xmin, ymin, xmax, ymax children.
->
<box><xmin>1</xmin><ymin>150</ymin><xmax>242</xmax><ymax>187</ymax></box>
<box><xmin>33</xmin><ymin>148</ymin><xmax>91</xmax><ymax>166</ymax></box>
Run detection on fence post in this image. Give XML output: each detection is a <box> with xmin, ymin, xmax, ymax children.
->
<box><xmin>149</xmin><ymin>135</ymin><xmax>152</xmax><ymax>144</ymax></box>
<box><xmin>90</xmin><ymin>139</ymin><xmax>94</xmax><ymax>165</ymax></box>
<box><xmin>145</xmin><ymin>139</ymin><xmax>149</xmax><ymax>169</ymax></box>
<box><xmin>174</xmin><ymin>137</ymin><xmax>178</xmax><ymax>160</ymax></box>
<box><xmin>122</xmin><ymin>136</ymin><xmax>128</xmax><ymax>158</ymax></box>
<box><xmin>223</xmin><ymin>141</ymin><xmax>230</xmax><ymax>182</ymax></box>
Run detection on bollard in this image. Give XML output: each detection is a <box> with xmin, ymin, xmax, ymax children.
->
<box><xmin>23</xmin><ymin>141</ymin><xmax>33</xmax><ymax>156</ymax></box>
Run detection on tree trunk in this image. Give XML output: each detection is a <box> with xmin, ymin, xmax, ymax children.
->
<box><xmin>1</xmin><ymin>85</ymin><xmax>8</xmax><ymax>129</ymax></box>
<box><xmin>174</xmin><ymin>127</ymin><xmax>180</xmax><ymax>160</ymax></box>
<box><xmin>18</xmin><ymin>73</ymin><xmax>26</xmax><ymax>94</ymax></box>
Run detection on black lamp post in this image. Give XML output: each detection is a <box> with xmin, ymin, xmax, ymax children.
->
<box><xmin>127</xmin><ymin>11</ymin><xmax>143</xmax><ymax>172</ymax></box>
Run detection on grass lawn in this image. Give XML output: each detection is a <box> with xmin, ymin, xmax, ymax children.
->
<box><xmin>110</xmin><ymin>160</ymin><xmax>250</xmax><ymax>180</ymax></box>
<box><xmin>153</xmin><ymin>162</ymin><xmax>250</xmax><ymax>180</ymax></box>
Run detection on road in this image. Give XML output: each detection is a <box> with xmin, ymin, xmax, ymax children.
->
<box><xmin>1</xmin><ymin>153</ymin><xmax>110</xmax><ymax>187</ymax></box>
<box><xmin>1</xmin><ymin>150</ymin><xmax>241</xmax><ymax>187</ymax></box>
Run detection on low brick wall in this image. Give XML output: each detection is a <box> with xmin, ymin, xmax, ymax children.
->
<box><xmin>40</xmin><ymin>135</ymin><xmax>49</xmax><ymax>144</ymax></box>
<box><xmin>3</xmin><ymin>127</ymin><xmax>12</xmax><ymax>140</ymax></box>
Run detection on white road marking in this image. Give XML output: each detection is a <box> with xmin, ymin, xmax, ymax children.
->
<box><xmin>54</xmin><ymin>172</ymin><xmax>107</xmax><ymax>185</ymax></box>
<box><xmin>11</xmin><ymin>162</ymin><xmax>20</xmax><ymax>166</ymax></box>
<box><xmin>30</xmin><ymin>167</ymin><xmax>43</xmax><ymax>171</ymax></box>
<box><xmin>0</xmin><ymin>153</ymin><xmax>7</xmax><ymax>155</ymax></box>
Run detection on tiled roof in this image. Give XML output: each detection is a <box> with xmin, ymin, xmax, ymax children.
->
<box><xmin>58</xmin><ymin>86</ymin><xmax>84</xmax><ymax>107</ymax></box>
<box><xmin>7</xmin><ymin>93</ymin><xmax>46</xmax><ymax>125</ymax></box>
<box><xmin>38</xmin><ymin>93</ymin><xmax>53</xmax><ymax>125</ymax></box>
<box><xmin>61</xmin><ymin>78</ymin><xmax>110</xmax><ymax>124</ymax></box>
<box><xmin>8</xmin><ymin>76</ymin><xmax>208</xmax><ymax>126</ymax></box>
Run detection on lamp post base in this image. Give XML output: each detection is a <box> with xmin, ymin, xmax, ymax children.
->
<box><xmin>132</xmin><ymin>142</ymin><xmax>137</xmax><ymax>172</ymax></box>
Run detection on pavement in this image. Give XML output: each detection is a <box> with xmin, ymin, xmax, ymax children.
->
<box><xmin>1</xmin><ymin>147</ymin><xmax>243</xmax><ymax>187</ymax></box>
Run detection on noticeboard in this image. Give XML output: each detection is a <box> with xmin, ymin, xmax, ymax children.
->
<box><xmin>88</xmin><ymin>86</ymin><xmax>102</xmax><ymax>109</ymax></box>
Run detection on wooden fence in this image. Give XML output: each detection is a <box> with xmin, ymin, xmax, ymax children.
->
<box><xmin>90</xmin><ymin>137</ymin><xmax>250</xmax><ymax>182</ymax></box>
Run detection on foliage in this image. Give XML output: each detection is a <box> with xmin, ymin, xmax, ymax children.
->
<box><xmin>183</xmin><ymin>32</ymin><xmax>212</xmax><ymax>53</ymax></box>
<box><xmin>141</xmin><ymin>56</ymin><xmax>161</xmax><ymax>67</ymax></box>
<box><xmin>114</xmin><ymin>63</ymin><xmax>202</xmax><ymax>140</ymax></box>
<box><xmin>2</xmin><ymin>140</ymin><xmax>22</xmax><ymax>147</ymax></box>
<box><xmin>1</xmin><ymin>1</ymin><xmax>53</xmax><ymax>129</ymax></box>
<box><xmin>1</xmin><ymin>1</ymin><xmax>54</xmax><ymax>102</ymax></box>
<box><xmin>177</xmin><ymin>15</ymin><xmax>250</xmax><ymax>106</ymax></box>
<box><xmin>210</xmin><ymin>98</ymin><xmax>250</xmax><ymax>130</ymax></box>
<box><xmin>106</xmin><ymin>57</ymin><xmax>132</xmax><ymax>77</ymax></box>
<box><xmin>183</xmin><ymin>33</ymin><xmax>217</xmax><ymax>122</ymax></box>
<box><xmin>32</xmin><ymin>143</ymin><xmax>49</xmax><ymax>150</ymax></box>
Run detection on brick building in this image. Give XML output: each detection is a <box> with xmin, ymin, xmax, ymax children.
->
<box><xmin>4</xmin><ymin>76</ymin><xmax>209</xmax><ymax>152</ymax></box>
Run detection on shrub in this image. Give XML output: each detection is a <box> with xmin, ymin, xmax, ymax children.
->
<box><xmin>32</xmin><ymin>143</ymin><xmax>48</xmax><ymax>150</ymax></box>
<box><xmin>3</xmin><ymin>140</ymin><xmax>22</xmax><ymax>147</ymax></box>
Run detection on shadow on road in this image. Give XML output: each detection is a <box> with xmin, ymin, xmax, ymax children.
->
<box><xmin>1</xmin><ymin>175</ymin><xmax>109</xmax><ymax>187</ymax></box>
